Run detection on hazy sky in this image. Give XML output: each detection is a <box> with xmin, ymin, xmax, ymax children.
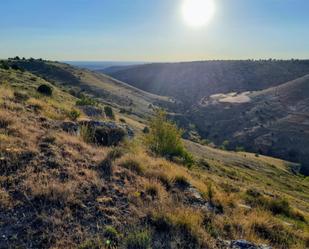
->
<box><xmin>1</xmin><ymin>0</ymin><xmax>309</xmax><ymax>61</ymax></box>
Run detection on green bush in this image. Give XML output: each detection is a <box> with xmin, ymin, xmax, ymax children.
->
<box><xmin>0</xmin><ymin>61</ymin><xmax>9</xmax><ymax>70</ymax></box>
<box><xmin>104</xmin><ymin>226</ymin><xmax>120</xmax><ymax>245</ymax></box>
<box><xmin>145</xmin><ymin>110</ymin><xmax>193</xmax><ymax>166</ymax></box>
<box><xmin>37</xmin><ymin>84</ymin><xmax>53</xmax><ymax>96</ymax></box>
<box><xmin>76</xmin><ymin>95</ymin><xmax>96</xmax><ymax>106</ymax></box>
<box><xmin>67</xmin><ymin>109</ymin><xmax>81</xmax><ymax>121</ymax></box>
<box><xmin>104</xmin><ymin>106</ymin><xmax>115</xmax><ymax>119</ymax></box>
<box><xmin>126</xmin><ymin>230</ymin><xmax>151</xmax><ymax>249</ymax></box>
<box><xmin>142</xmin><ymin>127</ymin><xmax>150</xmax><ymax>134</ymax></box>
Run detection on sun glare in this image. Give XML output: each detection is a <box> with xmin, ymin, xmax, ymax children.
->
<box><xmin>182</xmin><ymin>0</ymin><xmax>215</xmax><ymax>28</ymax></box>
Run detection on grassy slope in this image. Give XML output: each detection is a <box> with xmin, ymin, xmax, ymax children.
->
<box><xmin>10</xmin><ymin>59</ymin><xmax>171</xmax><ymax>118</ymax></box>
<box><xmin>0</xmin><ymin>67</ymin><xmax>308</xmax><ymax>249</ymax></box>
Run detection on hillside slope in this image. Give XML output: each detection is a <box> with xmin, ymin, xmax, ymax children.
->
<box><xmin>179</xmin><ymin>74</ymin><xmax>309</xmax><ymax>175</ymax></box>
<box><xmin>101</xmin><ymin>60</ymin><xmax>309</xmax><ymax>106</ymax></box>
<box><xmin>0</xmin><ymin>64</ymin><xmax>308</xmax><ymax>249</ymax></box>
<box><xmin>8</xmin><ymin>59</ymin><xmax>172</xmax><ymax>118</ymax></box>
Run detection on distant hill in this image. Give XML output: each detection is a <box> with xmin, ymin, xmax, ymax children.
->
<box><xmin>100</xmin><ymin>60</ymin><xmax>309</xmax><ymax>175</ymax></box>
<box><xmin>65</xmin><ymin>61</ymin><xmax>144</xmax><ymax>71</ymax></box>
<box><xmin>101</xmin><ymin>60</ymin><xmax>309</xmax><ymax>107</ymax></box>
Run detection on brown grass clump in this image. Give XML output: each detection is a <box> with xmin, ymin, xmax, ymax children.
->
<box><xmin>118</xmin><ymin>154</ymin><xmax>145</xmax><ymax>175</ymax></box>
<box><xmin>0</xmin><ymin>110</ymin><xmax>13</xmax><ymax>129</ymax></box>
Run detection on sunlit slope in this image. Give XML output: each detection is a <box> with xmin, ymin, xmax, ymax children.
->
<box><xmin>11</xmin><ymin>59</ymin><xmax>171</xmax><ymax>117</ymax></box>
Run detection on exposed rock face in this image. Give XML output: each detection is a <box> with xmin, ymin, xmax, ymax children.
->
<box><xmin>60</xmin><ymin>120</ymin><xmax>134</xmax><ymax>146</ymax></box>
<box><xmin>78</xmin><ymin>105</ymin><xmax>105</xmax><ymax>117</ymax></box>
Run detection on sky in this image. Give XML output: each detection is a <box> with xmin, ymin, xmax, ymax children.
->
<box><xmin>1</xmin><ymin>0</ymin><xmax>309</xmax><ymax>61</ymax></box>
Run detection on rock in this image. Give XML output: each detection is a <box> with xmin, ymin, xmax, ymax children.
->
<box><xmin>226</xmin><ymin>240</ymin><xmax>271</xmax><ymax>249</ymax></box>
<box><xmin>79</xmin><ymin>105</ymin><xmax>105</xmax><ymax>117</ymax></box>
<box><xmin>94</xmin><ymin>126</ymin><xmax>126</xmax><ymax>146</ymax></box>
<box><xmin>60</xmin><ymin>120</ymin><xmax>134</xmax><ymax>145</ymax></box>
<box><xmin>61</xmin><ymin>121</ymin><xmax>79</xmax><ymax>133</ymax></box>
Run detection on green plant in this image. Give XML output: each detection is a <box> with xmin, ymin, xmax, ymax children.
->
<box><xmin>220</xmin><ymin>140</ymin><xmax>230</xmax><ymax>150</ymax></box>
<box><xmin>0</xmin><ymin>61</ymin><xmax>9</xmax><ymax>70</ymax></box>
<box><xmin>104</xmin><ymin>106</ymin><xmax>115</xmax><ymax>119</ymax></box>
<box><xmin>76</xmin><ymin>94</ymin><xmax>96</xmax><ymax>106</ymax></box>
<box><xmin>142</xmin><ymin>127</ymin><xmax>150</xmax><ymax>134</ymax></box>
<box><xmin>67</xmin><ymin>109</ymin><xmax>81</xmax><ymax>121</ymax></box>
<box><xmin>37</xmin><ymin>84</ymin><xmax>53</xmax><ymax>96</ymax></box>
<box><xmin>126</xmin><ymin>230</ymin><xmax>151</xmax><ymax>249</ymax></box>
<box><xmin>104</xmin><ymin>226</ymin><xmax>120</xmax><ymax>245</ymax></box>
<box><xmin>80</xmin><ymin>124</ymin><xmax>95</xmax><ymax>143</ymax></box>
<box><xmin>78</xmin><ymin>238</ymin><xmax>102</xmax><ymax>249</ymax></box>
<box><xmin>145</xmin><ymin>110</ymin><xmax>194</xmax><ymax>166</ymax></box>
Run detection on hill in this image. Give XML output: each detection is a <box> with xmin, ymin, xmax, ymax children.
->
<box><xmin>174</xmin><ymin>74</ymin><xmax>309</xmax><ymax>175</ymax></box>
<box><xmin>0</xmin><ymin>60</ymin><xmax>308</xmax><ymax>249</ymax></box>
<box><xmin>100</xmin><ymin>60</ymin><xmax>309</xmax><ymax>107</ymax></box>
<box><xmin>6</xmin><ymin>58</ymin><xmax>172</xmax><ymax>118</ymax></box>
<box><xmin>100</xmin><ymin>60</ymin><xmax>309</xmax><ymax>175</ymax></box>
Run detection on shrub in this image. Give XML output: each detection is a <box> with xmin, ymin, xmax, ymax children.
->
<box><xmin>104</xmin><ymin>226</ymin><xmax>120</xmax><ymax>245</ymax></box>
<box><xmin>76</xmin><ymin>95</ymin><xmax>96</xmax><ymax>106</ymax></box>
<box><xmin>142</xmin><ymin>127</ymin><xmax>150</xmax><ymax>134</ymax></box>
<box><xmin>145</xmin><ymin>110</ymin><xmax>194</xmax><ymax>166</ymax></box>
<box><xmin>67</xmin><ymin>109</ymin><xmax>81</xmax><ymax>121</ymax></box>
<box><xmin>252</xmin><ymin>222</ymin><xmax>296</xmax><ymax>248</ymax></box>
<box><xmin>104</xmin><ymin>106</ymin><xmax>115</xmax><ymax>119</ymax></box>
<box><xmin>0</xmin><ymin>112</ymin><xmax>12</xmax><ymax>129</ymax></box>
<box><xmin>0</xmin><ymin>61</ymin><xmax>9</xmax><ymax>70</ymax></box>
<box><xmin>119</xmin><ymin>118</ymin><xmax>126</xmax><ymax>123</ymax></box>
<box><xmin>126</xmin><ymin>230</ymin><xmax>151</xmax><ymax>249</ymax></box>
<box><xmin>80</xmin><ymin>124</ymin><xmax>95</xmax><ymax>143</ymax></box>
<box><xmin>37</xmin><ymin>84</ymin><xmax>53</xmax><ymax>96</ymax></box>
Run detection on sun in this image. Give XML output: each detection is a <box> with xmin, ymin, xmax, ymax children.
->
<box><xmin>182</xmin><ymin>0</ymin><xmax>215</xmax><ymax>28</ymax></box>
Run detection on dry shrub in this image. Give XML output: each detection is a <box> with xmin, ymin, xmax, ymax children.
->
<box><xmin>24</xmin><ymin>174</ymin><xmax>77</xmax><ymax>205</ymax></box>
<box><xmin>0</xmin><ymin>110</ymin><xmax>13</xmax><ymax>129</ymax></box>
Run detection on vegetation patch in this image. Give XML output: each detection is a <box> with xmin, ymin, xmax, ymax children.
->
<box><xmin>125</xmin><ymin>230</ymin><xmax>151</xmax><ymax>249</ymax></box>
<box><xmin>145</xmin><ymin>110</ymin><xmax>194</xmax><ymax>166</ymax></box>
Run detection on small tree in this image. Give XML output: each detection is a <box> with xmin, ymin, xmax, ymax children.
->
<box><xmin>146</xmin><ymin>110</ymin><xmax>193</xmax><ymax>166</ymax></box>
